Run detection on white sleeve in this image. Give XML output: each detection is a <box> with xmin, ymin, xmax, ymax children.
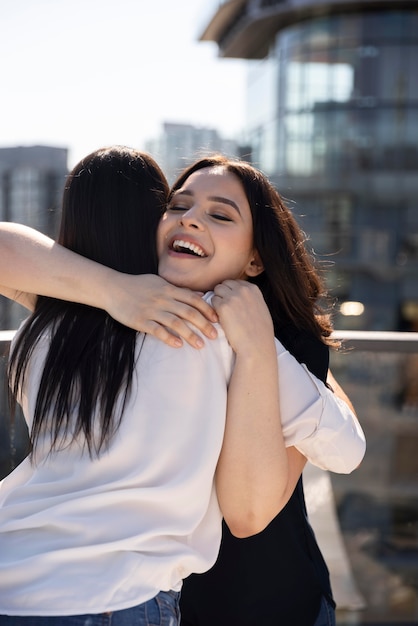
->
<box><xmin>275</xmin><ymin>339</ymin><xmax>366</xmax><ymax>474</ymax></box>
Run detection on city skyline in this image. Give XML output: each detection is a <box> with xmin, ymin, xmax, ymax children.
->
<box><xmin>1</xmin><ymin>0</ymin><xmax>247</xmax><ymax>168</ymax></box>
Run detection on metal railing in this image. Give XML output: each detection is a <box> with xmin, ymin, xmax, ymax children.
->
<box><xmin>332</xmin><ymin>329</ymin><xmax>418</xmax><ymax>352</ymax></box>
<box><xmin>2</xmin><ymin>329</ymin><xmax>418</xmax><ymax>349</ymax></box>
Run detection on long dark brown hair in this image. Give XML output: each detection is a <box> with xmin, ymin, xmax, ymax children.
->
<box><xmin>170</xmin><ymin>155</ymin><xmax>335</xmax><ymax>345</ymax></box>
<box><xmin>8</xmin><ymin>146</ymin><xmax>169</xmax><ymax>457</ymax></box>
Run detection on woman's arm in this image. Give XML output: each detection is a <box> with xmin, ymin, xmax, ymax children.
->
<box><xmin>0</xmin><ymin>285</ymin><xmax>36</xmax><ymax>310</ymax></box>
<box><xmin>0</xmin><ymin>222</ymin><xmax>218</xmax><ymax>348</ymax></box>
<box><xmin>211</xmin><ymin>280</ymin><xmax>365</xmax><ymax>537</ymax></box>
<box><xmin>212</xmin><ymin>280</ymin><xmax>302</xmax><ymax>538</ymax></box>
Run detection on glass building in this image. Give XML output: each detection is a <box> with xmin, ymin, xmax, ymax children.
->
<box><xmin>0</xmin><ymin>145</ymin><xmax>68</xmax><ymax>329</ymax></box>
<box><xmin>201</xmin><ymin>2</ymin><xmax>418</xmax><ymax>624</ymax></box>
<box><xmin>201</xmin><ymin>0</ymin><xmax>418</xmax><ymax>332</ymax></box>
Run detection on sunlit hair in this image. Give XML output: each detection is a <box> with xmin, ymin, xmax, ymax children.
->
<box><xmin>170</xmin><ymin>154</ymin><xmax>335</xmax><ymax>345</ymax></box>
<box><xmin>9</xmin><ymin>146</ymin><xmax>169</xmax><ymax>457</ymax></box>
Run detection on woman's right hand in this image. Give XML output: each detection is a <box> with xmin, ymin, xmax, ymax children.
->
<box><xmin>103</xmin><ymin>273</ymin><xmax>219</xmax><ymax>349</ymax></box>
<box><xmin>211</xmin><ymin>279</ymin><xmax>275</xmax><ymax>355</ymax></box>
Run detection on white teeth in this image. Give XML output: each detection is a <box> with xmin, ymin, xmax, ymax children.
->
<box><xmin>172</xmin><ymin>239</ymin><xmax>206</xmax><ymax>257</ymax></box>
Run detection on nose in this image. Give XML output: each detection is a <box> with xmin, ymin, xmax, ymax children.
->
<box><xmin>179</xmin><ymin>207</ymin><xmax>203</xmax><ymax>230</ymax></box>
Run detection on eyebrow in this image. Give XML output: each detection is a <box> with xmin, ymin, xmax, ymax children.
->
<box><xmin>173</xmin><ymin>189</ymin><xmax>241</xmax><ymax>215</ymax></box>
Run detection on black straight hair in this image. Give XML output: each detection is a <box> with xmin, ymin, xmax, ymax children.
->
<box><xmin>8</xmin><ymin>146</ymin><xmax>169</xmax><ymax>457</ymax></box>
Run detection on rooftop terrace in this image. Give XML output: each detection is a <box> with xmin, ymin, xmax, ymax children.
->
<box><xmin>1</xmin><ymin>329</ymin><xmax>418</xmax><ymax>624</ymax></box>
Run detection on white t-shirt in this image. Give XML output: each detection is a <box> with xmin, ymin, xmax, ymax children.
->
<box><xmin>0</xmin><ymin>294</ymin><xmax>365</xmax><ymax>616</ymax></box>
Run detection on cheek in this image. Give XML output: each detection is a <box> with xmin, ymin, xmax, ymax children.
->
<box><xmin>231</xmin><ymin>232</ymin><xmax>254</xmax><ymax>256</ymax></box>
<box><xmin>156</xmin><ymin>223</ymin><xmax>166</xmax><ymax>257</ymax></box>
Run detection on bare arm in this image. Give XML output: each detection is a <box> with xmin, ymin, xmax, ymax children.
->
<box><xmin>0</xmin><ymin>285</ymin><xmax>36</xmax><ymax>310</ymax></box>
<box><xmin>211</xmin><ymin>282</ymin><xmax>365</xmax><ymax>537</ymax></box>
<box><xmin>212</xmin><ymin>280</ymin><xmax>305</xmax><ymax>538</ymax></box>
<box><xmin>0</xmin><ymin>222</ymin><xmax>218</xmax><ymax>348</ymax></box>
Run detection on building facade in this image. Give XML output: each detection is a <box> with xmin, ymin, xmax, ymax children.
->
<box><xmin>145</xmin><ymin>121</ymin><xmax>247</xmax><ymax>183</ymax></box>
<box><xmin>201</xmin><ymin>0</ymin><xmax>418</xmax><ymax>332</ymax></box>
<box><xmin>201</xmin><ymin>2</ymin><xmax>418</xmax><ymax>623</ymax></box>
<box><xmin>0</xmin><ymin>145</ymin><xmax>68</xmax><ymax>479</ymax></box>
<box><xmin>0</xmin><ymin>145</ymin><xmax>68</xmax><ymax>329</ymax></box>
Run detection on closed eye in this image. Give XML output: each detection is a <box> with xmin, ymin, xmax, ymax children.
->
<box><xmin>167</xmin><ymin>205</ymin><xmax>187</xmax><ymax>212</ymax></box>
<box><xmin>167</xmin><ymin>205</ymin><xmax>232</xmax><ymax>222</ymax></box>
<box><xmin>211</xmin><ymin>213</ymin><xmax>233</xmax><ymax>222</ymax></box>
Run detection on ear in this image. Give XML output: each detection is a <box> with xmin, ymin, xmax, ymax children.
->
<box><xmin>244</xmin><ymin>250</ymin><xmax>264</xmax><ymax>278</ymax></box>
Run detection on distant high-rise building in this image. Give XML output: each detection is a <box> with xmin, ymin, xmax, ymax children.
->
<box><xmin>0</xmin><ymin>145</ymin><xmax>68</xmax><ymax>329</ymax></box>
<box><xmin>145</xmin><ymin>122</ymin><xmax>248</xmax><ymax>183</ymax></box>
<box><xmin>201</xmin><ymin>0</ymin><xmax>418</xmax><ymax>332</ymax></box>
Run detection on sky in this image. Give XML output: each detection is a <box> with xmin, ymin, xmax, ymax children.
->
<box><xmin>1</xmin><ymin>0</ymin><xmax>248</xmax><ymax>168</ymax></box>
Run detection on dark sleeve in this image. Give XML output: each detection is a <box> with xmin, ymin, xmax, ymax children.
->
<box><xmin>276</xmin><ymin>325</ymin><xmax>329</xmax><ymax>384</ymax></box>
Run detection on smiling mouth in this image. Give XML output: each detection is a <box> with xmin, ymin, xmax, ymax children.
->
<box><xmin>171</xmin><ymin>239</ymin><xmax>207</xmax><ymax>257</ymax></box>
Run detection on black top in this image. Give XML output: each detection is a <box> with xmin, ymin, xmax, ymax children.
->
<box><xmin>180</xmin><ymin>326</ymin><xmax>334</xmax><ymax>626</ymax></box>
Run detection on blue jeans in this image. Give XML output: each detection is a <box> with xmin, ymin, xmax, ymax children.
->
<box><xmin>0</xmin><ymin>590</ymin><xmax>180</xmax><ymax>626</ymax></box>
<box><xmin>313</xmin><ymin>595</ymin><xmax>336</xmax><ymax>626</ymax></box>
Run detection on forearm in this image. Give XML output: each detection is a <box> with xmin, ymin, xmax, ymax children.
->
<box><xmin>0</xmin><ymin>284</ymin><xmax>35</xmax><ymax>310</ymax></box>
<box><xmin>0</xmin><ymin>222</ymin><xmax>114</xmax><ymax>310</ymax></box>
<box><xmin>0</xmin><ymin>222</ymin><xmax>218</xmax><ymax>346</ymax></box>
<box><xmin>215</xmin><ymin>343</ymin><xmax>289</xmax><ymax>538</ymax></box>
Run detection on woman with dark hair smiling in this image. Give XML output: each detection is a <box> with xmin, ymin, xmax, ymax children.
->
<box><xmin>0</xmin><ymin>151</ymin><xmax>364</xmax><ymax>626</ymax></box>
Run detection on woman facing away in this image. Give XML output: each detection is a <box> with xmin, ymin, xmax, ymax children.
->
<box><xmin>0</xmin><ymin>148</ymin><xmax>221</xmax><ymax>625</ymax></box>
<box><xmin>1</xmin><ymin>148</ymin><xmax>250</xmax><ymax>626</ymax></box>
<box><xmin>0</xmin><ymin>149</ymin><xmax>365</xmax><ymax>626</ymax></box>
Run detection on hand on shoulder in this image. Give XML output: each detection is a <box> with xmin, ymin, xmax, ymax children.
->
<box><xmin>104</xmin><ymin>273</ymin><xmax>219</xmax><ymax>349</ymax></box>
<box><xmin>212</xmin><ymin>280</ymin><xmax>275</xmax><ymax>356</ymax></box>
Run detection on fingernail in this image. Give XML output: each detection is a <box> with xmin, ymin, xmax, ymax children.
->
<box><xmin>196</xmin><ymin>338</ymin><xmax>204</xmax><ymax>348</ymax></box>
